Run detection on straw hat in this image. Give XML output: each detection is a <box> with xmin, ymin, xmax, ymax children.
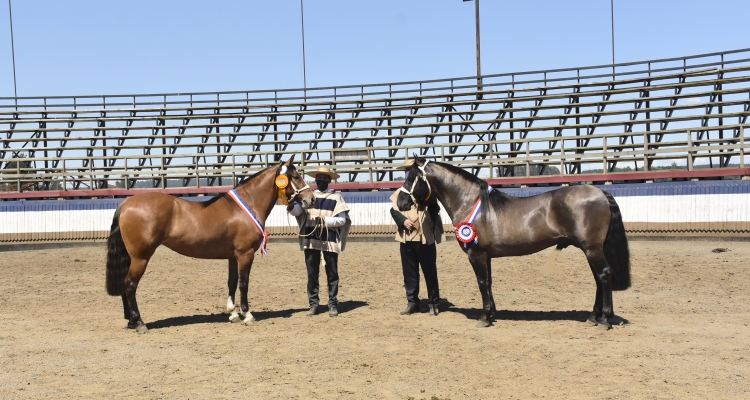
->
<box><xmin>305</xmin><ymin>166</ymin><xmax>340</xmax><ymax>180</ymax></box>
<box><xmin>395</xmin><ymin>159</ymin><xmax>416</xmax><ymax>170</ymax></box>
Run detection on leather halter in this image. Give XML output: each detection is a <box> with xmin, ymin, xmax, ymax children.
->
<box><xmin>399</xmin><ymin>160</ymin><xmax>432</xmax><ymax>205</ymax></box>
<box><xmin>280</xmin><ymin>165</ymin><xmax>312</xmax><ymax>204</ymax></box>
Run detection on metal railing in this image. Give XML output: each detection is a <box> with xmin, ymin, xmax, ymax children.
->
<box><xmin>1</xmin><ymin>49</ymin><xmax>750</xmax><ymax>197</ymax></box>
<box><xmin>0</xmin><ymin>48</ymin><xmax>748</xmax><ymax>110</ymax></box>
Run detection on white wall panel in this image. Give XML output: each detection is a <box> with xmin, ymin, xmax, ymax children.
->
<box><xmin>1</xmin><ymin>193</ymin><xmax>749</xmax><ymax>239</ymax></box>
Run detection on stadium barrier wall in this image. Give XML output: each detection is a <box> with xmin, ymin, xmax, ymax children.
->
<box><xmin>1</xmin><ymin>181</ymin><xmax>749</xmax><ymax>243</ymax></box>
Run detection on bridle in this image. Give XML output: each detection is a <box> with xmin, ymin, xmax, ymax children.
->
<box><xmin>280</xmin><ymin>165</ymin><xmax>312</xmax><ymax>204</ymax></box>
<box><xmin>399</xmin><ymin>160</ymin><xmax>432</xmax><ymax>206</ymax></box>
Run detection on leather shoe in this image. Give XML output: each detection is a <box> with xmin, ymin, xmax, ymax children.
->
<box><xmin>329</xmin><ymin>306</ymin><xmax>338</xmax><ymax>317</ymax></box>
<box><xmin>306</xmin><ymin>306</ymin><xmax>318</xmax><ymax>316</ymax></box>
<box><xmin>428</xmin><ymin>304</ymin><xmax>439</xmax><ymax>316</ymax></box>
<box><xmin>399</xmin><ymin>304</ymin><xmax>419</xmax><ymax>315</ymax></box>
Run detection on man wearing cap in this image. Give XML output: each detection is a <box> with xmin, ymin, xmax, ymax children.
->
<box><xmin>287</xmin><ymin>166</ymin><xmax>351</xmax><ymax>317</ymax></box>
<box><xmin>390</xmin><ymin>159</ymin><xmax>444</xmax><ymax>316</ymax></box>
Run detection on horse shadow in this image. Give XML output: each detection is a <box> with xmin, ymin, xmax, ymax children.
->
<box><xmin>439</xmin><ymin>299</ymin><xmax>629</xmax><ymax>325</ymax></box>
<box><xmin>146</xmin><ymin>300</ymin><xmax>370</xmax><ymax>330</ymax></box>
<box><xmin>147</xmin><ymin>313</ymin><xmax>231</xmax><ymax>330</ymax></box>
<box><xmin>333</xmin><ymin>299</ymin><xmax>369</xmax><ymax>314</ymax></box>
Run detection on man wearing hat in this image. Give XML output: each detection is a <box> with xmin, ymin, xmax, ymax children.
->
<box><xmin>287</xmin><ymin>166</ymin><xmax>351</xmax><ymax>317</ymax></box>
<box><xmin>389</xmin><ymin>159</ymin><xmax>444</xmax><ymax>316</ymax></box>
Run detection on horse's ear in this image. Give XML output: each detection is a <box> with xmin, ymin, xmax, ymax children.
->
<box><xmin>285</xmin><ymin>154</ymin><xmax>296</xmax><ymax>166</ymax></box>
<box><xmin>412</xmin><ymin>153</ymin><xmax>423</xmax><ymax>165</ymax></box>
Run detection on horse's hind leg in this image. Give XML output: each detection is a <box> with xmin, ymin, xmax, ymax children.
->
<box><xmin>124</xmin><ymin>257</ymin><xmax>150</xmax><ymax>333</ymax></box>
<box><xmin>467</xmin><ymin>249</ymin><xmax>493</xmax><ymax>328</ymax></box>
<box><xmin>121</xmin><ymin>295</ymin><xmax>130</xmax><ymax>320</ymax></box>
<box><xmin>586</xmin><ymin>249</ymin><xmax>614</xmax><ymax>330</ymax></box>
<box><xmin>227</xmin><ymin>259</ymin><xmax>241</xmax><ymax>323</ymax></box>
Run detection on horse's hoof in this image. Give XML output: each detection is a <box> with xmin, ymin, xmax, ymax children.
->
<box><xmin>586</xmin><ymin>318</ymin><xmax>598</xmax><ymax>327</ymax></box>
<box><xmin>135</xmin><ymin>324</ymin><xmax>149</xmax><ymax>334</ymax></box>
<box><xmin>229</xmin><ymin>313</ymin><xmax>241</xmax><ymax>323</ymax></box>
<box><xmin>244</xmin><ymin>315</ymin><xmax>256</xmax><ymax>324</ymax></box>
<box><xmin>475</xmin><ymin>319</ymin><xmax>491</xmax><ymax>328</ymax></box>
<box><xmin>597</xmin><ymin>322</ymin><xmax>612</xmax><ymax>331</ymax></box>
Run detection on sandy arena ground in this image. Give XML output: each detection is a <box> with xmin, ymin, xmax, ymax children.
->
<box><xmin>0</xmin><ymin>239</ymin><xmax>749</xmax><ymax>399</ymax></box>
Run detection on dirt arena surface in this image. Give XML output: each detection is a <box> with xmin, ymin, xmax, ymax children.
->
<box><xmin>1</xmin><ymin>239</ymin><xmax>748</xmax><ymax>399</ymax></box>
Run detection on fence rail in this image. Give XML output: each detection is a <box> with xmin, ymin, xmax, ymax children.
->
<box><xmin>1</xmin><ymin>48</ymin><xmax>749</xmax><ymax>110</ymax></box>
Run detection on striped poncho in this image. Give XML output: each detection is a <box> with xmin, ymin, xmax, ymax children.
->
<box><xmin>293</xmin><ymin>189</ymin><xmax>351</xmax><ymax>254</ymax></box>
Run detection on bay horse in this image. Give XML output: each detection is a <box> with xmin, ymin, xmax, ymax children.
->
<box><xmin>397</xmin><ymin>156</ymin><xmax>631</xmax><ymax>329</ymax></box>
<box><xmin>105</xmin><ymin>156</ymin><xmax>315</xmax><ymax>333</ymax></box>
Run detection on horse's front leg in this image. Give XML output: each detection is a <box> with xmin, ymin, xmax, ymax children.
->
<box><xmin>467</xmin><ymin>249</ymin><xmax>493</xmax><ymax>328</ymax></box>
<box><xmin>487</xmin><ymin>257</ymin><xmax>496</xmax><ymax>314</ymax></box>
<box><xmin>227</xmin><ymin>259</ymin><xmax>241</xmax><ymax>323</ymax></box>
<box><xmin>237</xmin><ymin>252</ymin><xmax>256</xmax><ymax>325</ymax></box>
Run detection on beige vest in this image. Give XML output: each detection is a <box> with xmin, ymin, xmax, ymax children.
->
<box><xmin>390</xmin><ymin>191</ymin><xmax>444</xmax><ymax>245</ymax></box>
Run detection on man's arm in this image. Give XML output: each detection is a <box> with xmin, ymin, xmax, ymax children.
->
<box><xmin>390</xmin><ymin>207</ymin><xmax>408</xmax><ymax>229</ymax></box>
<box><xmin>287</xmin><ymin>203</ymin><xmax>303</xmax><ymax>217</ymax></box>
<box><xmin>323</xmin><ymin>212</ymin><xmax>347</xmax><ymax>228</ymax></box>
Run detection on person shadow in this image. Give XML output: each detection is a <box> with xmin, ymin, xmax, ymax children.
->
<box><xmin>438</xmin><ymin>298</ymin><xmax>629</xmax><ymax>325</ymax></box>
<box><xmin>296</xmin><ymin>300</ymin><xmax>370</xmax><ymax>317</ymax></box>
<box><xmin>146</xmin><ymin>300</ymin><xmax>370</xmax><ymax>330</ymax></box>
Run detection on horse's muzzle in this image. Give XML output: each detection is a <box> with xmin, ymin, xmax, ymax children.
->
<box><xmin>301</xmin><ymin>198</ymin><xmax>315</xmax><ymax>209</ymax></box>
<box><xmin>396</xmin><ymin>194</ymin><xmax>413</xmax><ymax>211</ymax></box>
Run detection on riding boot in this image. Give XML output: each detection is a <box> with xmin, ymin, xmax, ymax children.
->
<box><xmin>400</xmin><ymin>304</ymin><xmax>419</xmax><ymax>315</ymax></box>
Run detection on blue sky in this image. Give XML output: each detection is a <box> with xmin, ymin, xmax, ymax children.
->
<box><xmin>0</xmin><ymin>0</ymin><xmax>748</xmax><ymax>97</ymax></box>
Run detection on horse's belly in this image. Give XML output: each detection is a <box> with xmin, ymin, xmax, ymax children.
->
<box><xmin>491</xmin><ymin>238</ymin><xmax>558</xmax><ymax>257</ymax></box>
<box><xmin>162</xmin><ymin>238</ymin><xmax>234</xmax><ymax>259</ymax></box>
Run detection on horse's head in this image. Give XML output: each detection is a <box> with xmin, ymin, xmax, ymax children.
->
<box><xmin>281</xmin><ymin>155</ymin><xmax>315</xmax><ymax>209</ymax></box>
<box><xmin>396</xmin><ymin>155</ymin><xmax>432</xmax><ymax>211</ymax></box>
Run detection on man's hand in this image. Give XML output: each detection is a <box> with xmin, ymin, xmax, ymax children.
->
<box><xmin>403</xmin><ymin>219</ymin><xmax>415</xmax><ymax>231</ymax></box>
<box><xmin>286</xmin><ymin>204</ymin><xmax>295</xmax><ymax>212</ymax></box>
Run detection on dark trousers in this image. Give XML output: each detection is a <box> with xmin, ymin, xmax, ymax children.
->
<box><xmin>400</xmin><ymin>241</ymin><xmax>439</xmax><ymax>307</ymax></box>
<box><xmin>304</xmin><ymin>249</ymin><xmax>339</xmax><ymax>307</ymax></box>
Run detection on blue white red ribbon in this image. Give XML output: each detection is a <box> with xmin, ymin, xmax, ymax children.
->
<box><xmin>455</xmin><ymin>187</ymin><xmax>493</xmax><ymax>249</ymax></box>
<box><xmin>228</xmin><ymin>188</ymin><xmax>269</xmax><ymax>255</ymax></box>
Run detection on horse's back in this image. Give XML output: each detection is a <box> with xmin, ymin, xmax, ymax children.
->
<box><xmin>490</xmin><ymin>185</ymin><xmax>610</xmax><ymax>253</ymax></box>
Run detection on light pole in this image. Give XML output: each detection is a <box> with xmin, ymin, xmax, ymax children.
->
<box><xmin>300</xmin><ymin>0</ymin><xmax>307</xmax><ymax>97</ymax></box>
<box><xmin>8</xmin><ymin>0</ymin><xmax>18</xmax><ymax>109</ymax></box>
<box><xmin>610</xmin><ymin>0</ymin><xmax>616</xmax><ymax>79</ymax></box>
<box><xmin>464</xmin><ymin>0</ymin><xmax>481</xmax><ymax>92</ymax></box>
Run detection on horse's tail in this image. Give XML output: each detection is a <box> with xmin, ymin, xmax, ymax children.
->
<box><xmin>105</xmin><ymin>207</ymin><xmax>131</xmax><ymax>296</ymax></box>
<box><xmin>602</xmin><ymin>190</ymin><xmax>631</xmax><ymax>291</ymax></box>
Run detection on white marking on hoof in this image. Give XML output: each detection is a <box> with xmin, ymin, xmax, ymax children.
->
<box><xmin>243</xmin><ymin>312</ymin><xmax>255</xmax><ymax>325</ymax></box>
<box><xmin>226</xmin><ymin>297</ymin><xmax>235</xmax><ymax>313</ymax></box>
<box><xmin>135</xmin><ymin>324</ymin><xmax>149</xmax><ymax>334</ymax></box>
<box><xmin>229</xmin><ymin>312</ymin><xmax>241</xmax><ymax>323</ymax></box>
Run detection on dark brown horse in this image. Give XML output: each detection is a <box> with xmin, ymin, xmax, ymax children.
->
<box><xmin>397</xmin><ymin>156</ymin><xmax>631</xmax><ymax>329</ymax></box>
<box><xmin>105</xmin><ymin>156</ymin><xmax>315</xmax><ymax>332</ymax></box>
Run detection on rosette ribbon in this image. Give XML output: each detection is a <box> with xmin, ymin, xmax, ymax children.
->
<box><xmin>454</xmin><ymin>187</ymin><xmax>493</xmax><ymax>250</ymax></box>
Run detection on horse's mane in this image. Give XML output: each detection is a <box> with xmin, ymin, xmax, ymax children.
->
<box><xmin>434</xmin><ymin>161</ymin><xmax>510</xmax><ymax>218</ymax></box>
<box><xmin>199</xmin><ymin>167</ymin><xmax>270</xmax><ymax>208</ymax></box>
